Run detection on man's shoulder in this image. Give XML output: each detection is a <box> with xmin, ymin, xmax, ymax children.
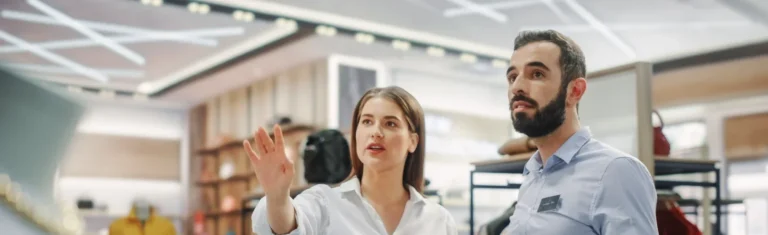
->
<box><xmin>577</xmin><ymin>139</ymin><xmax>648</xmax><ymax>175</ymax></box>
<box><xmin>578</xmin><ymin>139</ymin><xmax>637</xmax><ymax>162</ymax></box>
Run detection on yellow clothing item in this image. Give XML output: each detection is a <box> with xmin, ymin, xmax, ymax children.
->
<box><xmin>109</xmin><ymin>206</ymin><xmax>176</xmax><ymax>235</ymax></box>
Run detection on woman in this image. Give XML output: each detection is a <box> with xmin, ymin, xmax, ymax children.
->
<box><xmin>244</xmin><ymin>86</ymin><xmax>457</xmax><ymax>235</ymax></box>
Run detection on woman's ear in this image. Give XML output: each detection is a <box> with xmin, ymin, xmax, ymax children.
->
<box><xmin>408</xmin><ymin>133</ymin><xmax>419</xmax><ymax>153</ymax></box>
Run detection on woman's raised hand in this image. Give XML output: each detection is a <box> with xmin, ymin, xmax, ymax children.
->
<box><xmin>243</xmin><ymin>125</ymin><xmax>294</xmax><ymax>198</ymax></box>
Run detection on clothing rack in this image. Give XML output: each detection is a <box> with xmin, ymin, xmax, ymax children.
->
<box><xmin>468</xmin><ymin>156</ymin><xmax>722</xmax><ymax>235</ymax></box>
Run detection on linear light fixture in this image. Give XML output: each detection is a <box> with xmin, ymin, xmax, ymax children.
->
<box><xmin>1</xmin><ymin>10</ymin><xmax>233</xmax><ymax>46</ymax></box>
<box><xmin>563</xmin><ymin>0</ymin><xmax>636</xmax><ymax>59</ymax></box>
<box><xmin>0</xmin><ymin>27</ymin><xmax>244</xmax><ymax>54</ymax></box>
<box><xmin>444</xmin><ymin>0</ymin><xmax>539</xmax><ymax>17</ymax></box>
<box><xmin>445</xmin><ymin>0</ymin><xmax>507</xmax><ymax>23</ymax></box>
<box><xmin>2</xmin><ymin>63</ymin><xmax>144</xmax><ymax>78</ymax></box>
<box><xmin>27</xmin><ymin>0</ymin><xmax>145</xmax><ymax>65</ymax></box>
<box><xmin>0</xmin><ymin>30</ymin><xmax>108</xmax><ymax>82</ymax></box>
<box><xmin>138</xmin><ymin>24</ymin><xmax>299</xmax><ymax>94</ymax></box>
<box><xmin>195</xmin><ymin>0</ymin><xmax>513</xmax><ymax>59</ymax></box>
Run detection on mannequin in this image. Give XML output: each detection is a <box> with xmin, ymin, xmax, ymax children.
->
<box><xmin>108</xmin><ymin>198</ymin><xmax>176</xmax><ymax>235</ymax></box>
<box><xmin>134</xmin><ymin>199</ymin><xmax>151</xmax><ymax>226</ymax></box>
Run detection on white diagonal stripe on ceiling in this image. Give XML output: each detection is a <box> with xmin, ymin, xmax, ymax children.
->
<box><xmin>1</xmin><ymin>10</ymin><xmax>241</xmax><ymax>46</ymax></box>
<box><xmin>0</xmin><ymin>28</ymin><xmax>245</xmax><ymax>54</ymax></box>
<box><xmin>445</xmin><ymin>0</ymin><xmax>507</xmax><ymax>22</ymax></box>
<box><xmin>563</xmin><ymin>0</ymin><xmax>636</xmax><ymax>59</ymax></box>
<box><xmin>0</xmin><ymin>30</ymin><xmax>108</xmax><ymax>82</ymax></box>
<box><xmin>27</xmin><ymin>0</ymin><xmax>145</xmax><ymax>65</ymax></box>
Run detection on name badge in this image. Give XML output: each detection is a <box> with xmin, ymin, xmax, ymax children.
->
<box><xmin>537</xmin><ymin>195</ymin><xmax>561</xmax><ymax>212</ymax></box>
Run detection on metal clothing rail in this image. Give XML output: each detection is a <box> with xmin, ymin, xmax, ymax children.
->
<box><xmin>468</xmin><ymin>156</ymin><xmax>722</xmax><ymax>235</ymax></box>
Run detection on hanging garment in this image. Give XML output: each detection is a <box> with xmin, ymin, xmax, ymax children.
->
<box><xmin>653</xmin><ymin>110</ymin><xmax>671</xmax><ymax>156</ymax></box>
<box><xmin>656</xmin><ymin>201</ymin><xmax>701</xmax><ymax>235</ymax></box>
<box><xmin>109</xmin><ymin>203</ymin><xmax>176</xmax><ymax>235</ymax></box>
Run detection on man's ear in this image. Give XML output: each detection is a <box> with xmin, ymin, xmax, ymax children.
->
<box><xmin>567</xmin><ymin>77</ymin><xmax>587</xmax><ymax>106</ymax></box>
<box><xmin>409</xmin><ymin>133</ymin><xmax>419</xmax><ymax>153</ymax></box>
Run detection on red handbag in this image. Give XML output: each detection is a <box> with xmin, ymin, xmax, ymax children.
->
<box><xmin>653</xmin><ymin>110</ymin><xmax>671</xmax><ymax>157</ymax></box>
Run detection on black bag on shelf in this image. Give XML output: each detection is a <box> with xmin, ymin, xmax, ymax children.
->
<box><xmin>302</xmin><ymin>129</ymin><xmax>352</xmax><ymax>184</ymax></box>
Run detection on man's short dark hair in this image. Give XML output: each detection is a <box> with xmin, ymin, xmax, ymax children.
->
<box><xmin>513</xmin><ymin>30</ymin><xmax>587</xmax><ymax>87</ymax></box>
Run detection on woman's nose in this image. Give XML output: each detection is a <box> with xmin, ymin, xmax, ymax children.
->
<box><xmin>370</xmin><ymin>126</ymin><xmax>384</xmax><ymax>138</ymax></box>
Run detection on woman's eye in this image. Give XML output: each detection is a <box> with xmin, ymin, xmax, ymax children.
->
<box><xmin>386</xmin><ymin>121</ymin><xmax>397</xmax><ymax>127</ymax></box>
<box><xmin>361</xmin><ymin>119</ymin><xmax>372</xmax><ymax>125</ymax></box>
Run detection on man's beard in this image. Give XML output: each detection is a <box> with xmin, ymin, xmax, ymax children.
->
<box><xmin>510</xmin><ymin>87</ymin><xmax>567</xmax><ymax>138</ymax></box>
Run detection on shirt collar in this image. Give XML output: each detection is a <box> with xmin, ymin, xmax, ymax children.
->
<box><xmin>523</xmin><ymin>127</ymin><xmax>592</xmax><ymax>175</ymax></box>
<box><xmin>338</xmin><ymin>177</ymin><xmax>425</xmax><ymax>204</ymax></box>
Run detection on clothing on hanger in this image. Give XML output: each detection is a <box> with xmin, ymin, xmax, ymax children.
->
<box><xmin>656</xmin><ymin>196</ymin><xmax>701</xmax><ymax>235</ymax></box>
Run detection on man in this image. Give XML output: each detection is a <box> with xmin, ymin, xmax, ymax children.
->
<box><xmin>502</xmin><ymin>30</ymin><xmax>658</xmax><ymax>235</ymax></box>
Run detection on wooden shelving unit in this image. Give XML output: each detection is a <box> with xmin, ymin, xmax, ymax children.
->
<box><xmin>194</xmin><ymin>124</ymin><xmax>314</xmax><ymax>235</ymax></box>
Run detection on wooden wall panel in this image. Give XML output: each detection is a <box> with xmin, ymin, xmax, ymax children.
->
<box><xmin>275</xmin><ymin>73</ymin><xmax>292</xmax><ymax>118</ymax></box>
<box><xmin>725</xmin><ymin>112</ymin><xmax>768</xmax><ymax>160</ymax></box>
<box><xmin>231</xmin><ymin>88</ymin><xmax>249</xmax><ymax>139</ymax></box>
<box><xmin>313</xmin><ymin>61</ymin><xmax>328</xmax><ymax>128</ymax></box>
<box><xmin>218</xmin><ymin>93</ymin><xmax>233</xmax><ymax>138</ymax></box>
<box><xmin>249</xmin><ymin>79</ymin><xmax>275</xmax><ymax>132</ymax></box>
<box><xmin>60</xmin><ymin>133</ymin><xmax>180</xmax><ymax>180</ymax></box>
<box><xmin>193</xmin><ymin>59</ymin><xmax>329</xmax><ymax>235</ymax></box>
<box><xmin>205</xmin><ymin>100</ymin><xmax>218</xmax><ymax>147</ymax></box>
<box><xmin>653</xmin><ymin>56</ymin><xmax>768</xmax><ymax>107</ymax></box>
<box><xmin>293</xmin><ymin>65</ymin><xmax>315</xmax><ymax>125</ymax></box>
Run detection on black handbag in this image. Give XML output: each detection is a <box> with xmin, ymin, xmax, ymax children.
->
<box><xmin>302</xmin><ymin>129</ymin><xmax>352</xmax><ymax>184</ymax></box>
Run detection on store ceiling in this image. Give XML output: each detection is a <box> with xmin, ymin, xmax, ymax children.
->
<box><xmin>2</xmin><ymin>0</ymin><xmax>768</xmax><ymax>105</ymax></box>
<box><xmin>0</xmin><ymin>0</ymin><xmax>278</xmax><ymax>93</ymax></box>
<box><xmin>261</xmin><ymin>0</ymin><xmax>768</xmax><ymax>70</ymax></box>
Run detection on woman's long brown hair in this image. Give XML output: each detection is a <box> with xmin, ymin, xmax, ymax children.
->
<box><xmin>346</xmin><ymin>86</ymin><xmax>426</xmax><ymax>193</ymax></box>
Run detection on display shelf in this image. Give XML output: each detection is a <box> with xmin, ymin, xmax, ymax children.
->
<box><xmin>195</xmin><ymin>173</ymin><xmax>255</xmax><ymax>187</ymax></box>
<box><xmin>468</xmin><ymin>155</ymin><xmax>723</xmax><ymax>234</ymax></box>
<box><xmin>195</xmin><ymin>124</ymin><xmax>315</xmax><ymax>156</ymax></box>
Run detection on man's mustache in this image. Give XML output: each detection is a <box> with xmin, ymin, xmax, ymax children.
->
<box><xmin>509</xmin><ymin>95</ymin><xmax>539</xmax><ymax>110</ymax></box>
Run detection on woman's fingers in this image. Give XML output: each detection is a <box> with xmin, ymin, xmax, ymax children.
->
<box><xmin>243</xmin><ymin>140</ymin><xmax>260</xmax><ymax>164</ymax></box>
<box><xmin>256</xmin><ymin>127</ymin><xmax>275</xmax><ymax>154</ymax></box>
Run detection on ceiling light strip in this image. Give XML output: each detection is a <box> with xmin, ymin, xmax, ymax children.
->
<box><xmin>193</xmin><ymin>0</ymin><xmax>512</xmax><ymax>59</ymax></box>
<box><xmin>138</xmin><ymin>23</ymin><xmax>299</xmax><ymax>95</ymax></box>
<box><xmin>563</xmin><ymin>0</ymin><xmax>636</xmax><ymax>59</ymax></box>
<box><xmin>3</xmin><ymin>63</ymin><xmax>144</xmax><ymax>78</ymax></box>
<box><xmin>154</xmin><ymin>0</ymin><xmax>506</xmax><ymax>66</ymax></box>
<box><xmin>27</xmin><ymin>0</ymin><xmax>146</xmax><ymax>65</ymax></box>
<box><xmin>0</xmin><ymin>10</ymin><xmax>222</xmax><ymax>46</ymax></box>
<box><xmin>0</xmin><ymin>30</ymin><xmax>109</xmax><ymax>82</ymax></box>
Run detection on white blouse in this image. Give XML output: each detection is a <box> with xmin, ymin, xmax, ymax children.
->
<box><xmin>251</xmin><ymin>178</ymin><xmax>457</xmax><ymax>235</ymax></box>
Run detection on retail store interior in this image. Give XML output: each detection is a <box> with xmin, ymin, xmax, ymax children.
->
<box><xmin>2</xmin><ymin>0</ymin><xmax>768</xmax><ymax>234</ymax></box>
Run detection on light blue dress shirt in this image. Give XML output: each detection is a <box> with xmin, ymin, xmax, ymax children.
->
<box><xmin>503</xmin><ymin>127</ymin><xmax>658</xmax><ymax>235</ymax></box>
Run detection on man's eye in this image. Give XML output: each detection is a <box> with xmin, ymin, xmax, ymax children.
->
<box><xmin>533</xmin><ymin>71</ymin><xmax>544</xmax><ymax>78</ymax></box>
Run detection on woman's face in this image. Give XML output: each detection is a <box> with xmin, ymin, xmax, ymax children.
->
<box><xmin>355</xmin><ymin>97</ymin><xmax>418</xmax><ymax>173</ymax></box>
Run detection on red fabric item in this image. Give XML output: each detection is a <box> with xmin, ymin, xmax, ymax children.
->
<box><xmin>653</xmin><ymin>110</ymin><xmax>671</xmax><ymax>156</ymax></box>
<box><xmin>657</xmin><ymin>204</ymin><xmax>701</xmax><ymax>235</ymax></box>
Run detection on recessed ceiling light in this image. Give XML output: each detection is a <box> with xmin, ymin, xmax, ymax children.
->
<box><xmin>133</xmin><ymin>93</ymin><xmax>149</xmax><ymax>101</ymax></box>
<box><xmin>460</xmin><ymin>53</ymin><xmax>477</xmax><ymax>63</ymax></box>
<box><xmin>392</xmin><ymin>40</ymin><xmax>410</xmax><ymax>51</ymax></box>
<box><xmin>99</xmin><ymin>90</ymin><xmax>116</xmax><ymax>98</ymax></box>
<box><xmin>427</xmin><ymin>46</ymin><xmax>445</xmax><ymax>57</ymax></box>
<box><xmin>492</xmin><ymin>59</ymin><xmax>508</xmax><ymax>68</ymax></box>
<box><xmin>137</xmin><ymin>82</ymin><xmax>154</xmax><ymax>93</ymax></box>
